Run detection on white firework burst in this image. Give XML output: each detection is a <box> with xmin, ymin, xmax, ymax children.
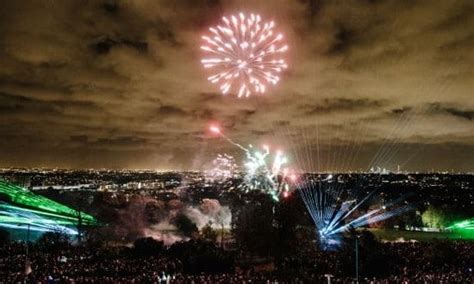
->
<box><xmin>206</xmin><ymin>154</ymin><xmax>238</xmax><ymax>182</ymax></box>
<box><xmin>201</xmin><ymin>12</ymin><xmax>288</xmax><ymax>97</ymax></box>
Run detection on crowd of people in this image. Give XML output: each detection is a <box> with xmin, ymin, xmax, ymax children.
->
<box><xmin>376</xmin><ymin>241</ymin><xmax>473</xmax><ymax>283</ymax></box>
<box><xmin>0</xmin><ymin>242</ymin><xmax>180</xmax><ymax>283</ymax></box>
<box><xmin>0</xmin><ymin>237</ymin><xmax>472</xmax><ymax>283</ymax></box>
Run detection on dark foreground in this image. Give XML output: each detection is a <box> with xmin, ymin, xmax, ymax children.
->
<box><xmin>0</xmin><ymin>239</ymin><xmax>472</xmax><ymax>283</ymax></box>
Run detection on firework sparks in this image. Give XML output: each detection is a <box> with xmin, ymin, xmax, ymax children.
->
<box><xmin>208</xmin><ymin>125</ymin><xmax>295</xmax><ymax>201</ymax></box>
<box><xmin>206</xmin><ymin>154</ymin><xmax>238</xmax><ymax>182</ymax></box>
<box><xmin>209</xmin><ymin>125</ymin><xmax>247</xmax><ymax>151</ymax></box>
<box><xmin>201</xmin><ymin>12</ymin><xmax>288</xmax><ymax>97</ymax></box>
<box><xmin>243</xmin><ymin>145</ymin><xmax>292</xmax><ymax>201</ymax></box>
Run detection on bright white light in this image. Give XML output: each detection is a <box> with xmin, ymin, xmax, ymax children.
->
<box><xmin>201</xmin><ymin>13</ymin><xmax>288</xmax><ymax>97</ymax></box>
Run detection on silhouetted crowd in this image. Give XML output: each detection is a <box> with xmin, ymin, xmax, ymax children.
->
<box><xmin>380</xmin><ymin>241</ymin><xmax>472</xmax><ymax>283</ymax></box>
<box><xmin>0</xmin><ymin>241</ymin><xmax>472</xmax><ymax>283</ymax></box>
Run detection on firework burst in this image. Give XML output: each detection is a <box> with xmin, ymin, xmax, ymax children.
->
<box><xmin>208</xmin><ymin>125</ymin><xmax>295</xmax><ymax>201</ymax></box>
<box><xmin>206</xmin><ymin>154</ymin><xmax>238</xmax><ymax>182</ymax></box>
<box><xmin>243</xmin><ymin>145</ymin><xmax>292</xmax><ymax>201</ymax></box>
<box><xmin>201</xmin><ymin>13</ymin><xmax>288</xmax><ymax>97</ymax></box>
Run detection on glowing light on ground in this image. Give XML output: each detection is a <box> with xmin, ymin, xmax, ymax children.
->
<box><xmin>447</xmin><ymin>219</ymin><xmax>474</xmax><ymax>239</ymax></box>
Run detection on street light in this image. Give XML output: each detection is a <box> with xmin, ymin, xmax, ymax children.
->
<box><xmin>21</xmin><ymin>223</ymin><xmax>32</xmax><ymax>275</ymax></box>
<box><xmin>355</xmin><ymin>234</ymin><xmax>360</xmax><ymax>283</ymax></box>
<box><xmin>324</xmin><ymin>274</ymin><xmax>334</xmax><ymax>284</ymax></box>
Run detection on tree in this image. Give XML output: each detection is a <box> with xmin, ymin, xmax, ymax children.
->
<box><xmin>37</xmin><ymin>231</ymin><xmax>70</xmax><ymax>253</ymax></box>
<box><xmin>201</xmin><ymin>223</ymin><xmax>218</xmax><ymax>242</ymax></box>
<box><xmin>173</xmin><ymin>213</ymin><xmax>198</xmax><ymax>238</ymax></box>
<box><xmin>422</xmin><ymin>206</ymin><xmax>446</xmax><ymax>228</ymax></box>
<box><xmin>338</xmin><ymin>230</ymin><xmax>393</xmax><ymax>278</ymax></box>
<box><xmin>169</xmin><ymin>240</ymin><xmax>234</xmax><ymax>274</ymax></box>
<box><xmin>133</xmin><ymin>237</ymin><xmax>164</xmax><ymax>256</ymax></box>
<box><xmin>0</xmin><ymin>229</ymin><xmax>10</xmax><ymax>246</ymax></box>
<box><xmin>273</xmin><ymin>197</ymin><xmax>300</xmax><ymax>257</ymax></box>
<box><xmin>232</xmin><ymin>200</ymin><xmax>275</xmax><ymax>257</ymax></box>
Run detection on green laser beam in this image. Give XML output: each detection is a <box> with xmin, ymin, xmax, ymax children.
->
<box><xmin>0</xmin><ymin>180</ymin><xmax>98</xmax><ymax>225</ymax></box>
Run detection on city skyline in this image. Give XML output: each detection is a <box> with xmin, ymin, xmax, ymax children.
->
<box><xmin>0</xmin><ymin>1</ymin><xmax>473</xmax><ymax>171</ymax></box>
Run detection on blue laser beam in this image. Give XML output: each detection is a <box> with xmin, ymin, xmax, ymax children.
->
<box><xmin>298</xmin><ymin>182</ymin><xmax>411</xmax><ymax>250</ymax></box>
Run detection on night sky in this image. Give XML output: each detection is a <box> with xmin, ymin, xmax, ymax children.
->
<box><xmin>0</xmin><ymin>0</ymin><xmax>473</xmax><ymax>171</ymax></box>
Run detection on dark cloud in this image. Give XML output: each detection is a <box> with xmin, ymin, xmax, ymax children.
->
<box><xmin>192</xmin><ymin>108</ymin><xmax>215</xmax><ymax>120</ymax></box>
<box><xmin>445</xmin><ymin>108</ymin><xmax>474</xmax><ymax>121</ymax></box>
<box><xmin>154</xmin><ymin>18</ymin><xmax>180</xmax><ymax>46</ymax></box>
<box><xmin>156</xmin><ymin>105</ymin><xmax>188</xmax><ymax>117</ymax></box>
<box><xmin>251</xmin><ymin>129</ymin><xmax>271</xmax><ymax>136</ymax></box>
<box><xmin>391</xmin><ymin>107</ymin><xmax>412</xmax><ymax>115</ymax></box>
<box><xmin>0</xmin><ymin>92</ymin><xmax>104</xmax><ymax>116</ymax></box>
<box><xmin>70</xmin><ymin>135</ymin><xmax>89</xmax><ymax>143</ymax></box>
<box><xmin>0</xmin><ymin>92</ymin><xmax>62</xmax><ymax>116</ymax></box>
<box><xmin>303</xmin><ymin>98</ymin><xmax>387</xmax><ymax>115</ymax></box>
<box><xmin>102</xmin><ymin>1</ymin><xmax>120</xmax><ymax>14</ymax></box>
<box><xmin>303</xmin><ymin>0</ymin><xmax>322</xmax><ymax>25</ymax></box>
<box><xmin>430</xmin><ymin>2</ymin><xmax>474</xmax><ymax>31</ymax></box>
<box><xmin>90</xmin><ymin>36</ymin><xmax>148</xmax><ymax>55</ymax></box>
<box><xmin>428</xmin><ymin>103</ymin><xmax>474</xmax><ymax>121</ymax></box>
<box><xmin>95</xmin><ymin>136</ymin><xmax>148</xmax><ymax>147</ymax></box>
<box><xmin>327</xmin><ymin>26</ymin><xmax>354</xmax><ymax>55</ymax></box>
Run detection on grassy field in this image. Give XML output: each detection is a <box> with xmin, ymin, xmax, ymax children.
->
<box><xmin>368</xmin><ymin>228</ymin><xmax>473</xmax><ymax>242</ymax></box>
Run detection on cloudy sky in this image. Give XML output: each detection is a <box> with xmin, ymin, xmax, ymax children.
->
<box><xmin>0</xmin><ymin>0</ymin><xmax>473</xmax><ymax>172</ymax></box>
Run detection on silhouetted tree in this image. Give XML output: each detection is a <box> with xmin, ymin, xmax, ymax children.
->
<box><xmin>169</xmin><ymin>240</ymin><xmax>234</xmax><ymax>274</ymax></box>
<box><xmin>201</xmin><ymin>223</ymin><xmax>218</xmax><ymax>242</ymax></box>
<box><xmin>0</xmin><ymin>229</ymin><xmax>10</xmax><ymax>246</ymax></box>
<box><xmin>37</xmin><ymin>231</ymin><xmax>70</xmax><ymax>253</ymax></box>
<box><xmin>273</xmin><ymin>197</ymin><xmax>300</xmax><ymax>257</ymax></box>
<box><xmin>133</xmin><ymin>237</ymin><xmax>164</xmax><ymax>256</ymax></box>
<box><xmin>339</xmin><ymin>229</ymin><xmax>393</xmax><ymax>278</ymax></box>
<box><xmin>233</xmin><ymin>199</ymin><xmax>275</xmax><ymax>257</ymax></box>
<box><xmin>173</xmin><ymin>213</ymin><xmax>198</xmax><ymax>238</ymax></box>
